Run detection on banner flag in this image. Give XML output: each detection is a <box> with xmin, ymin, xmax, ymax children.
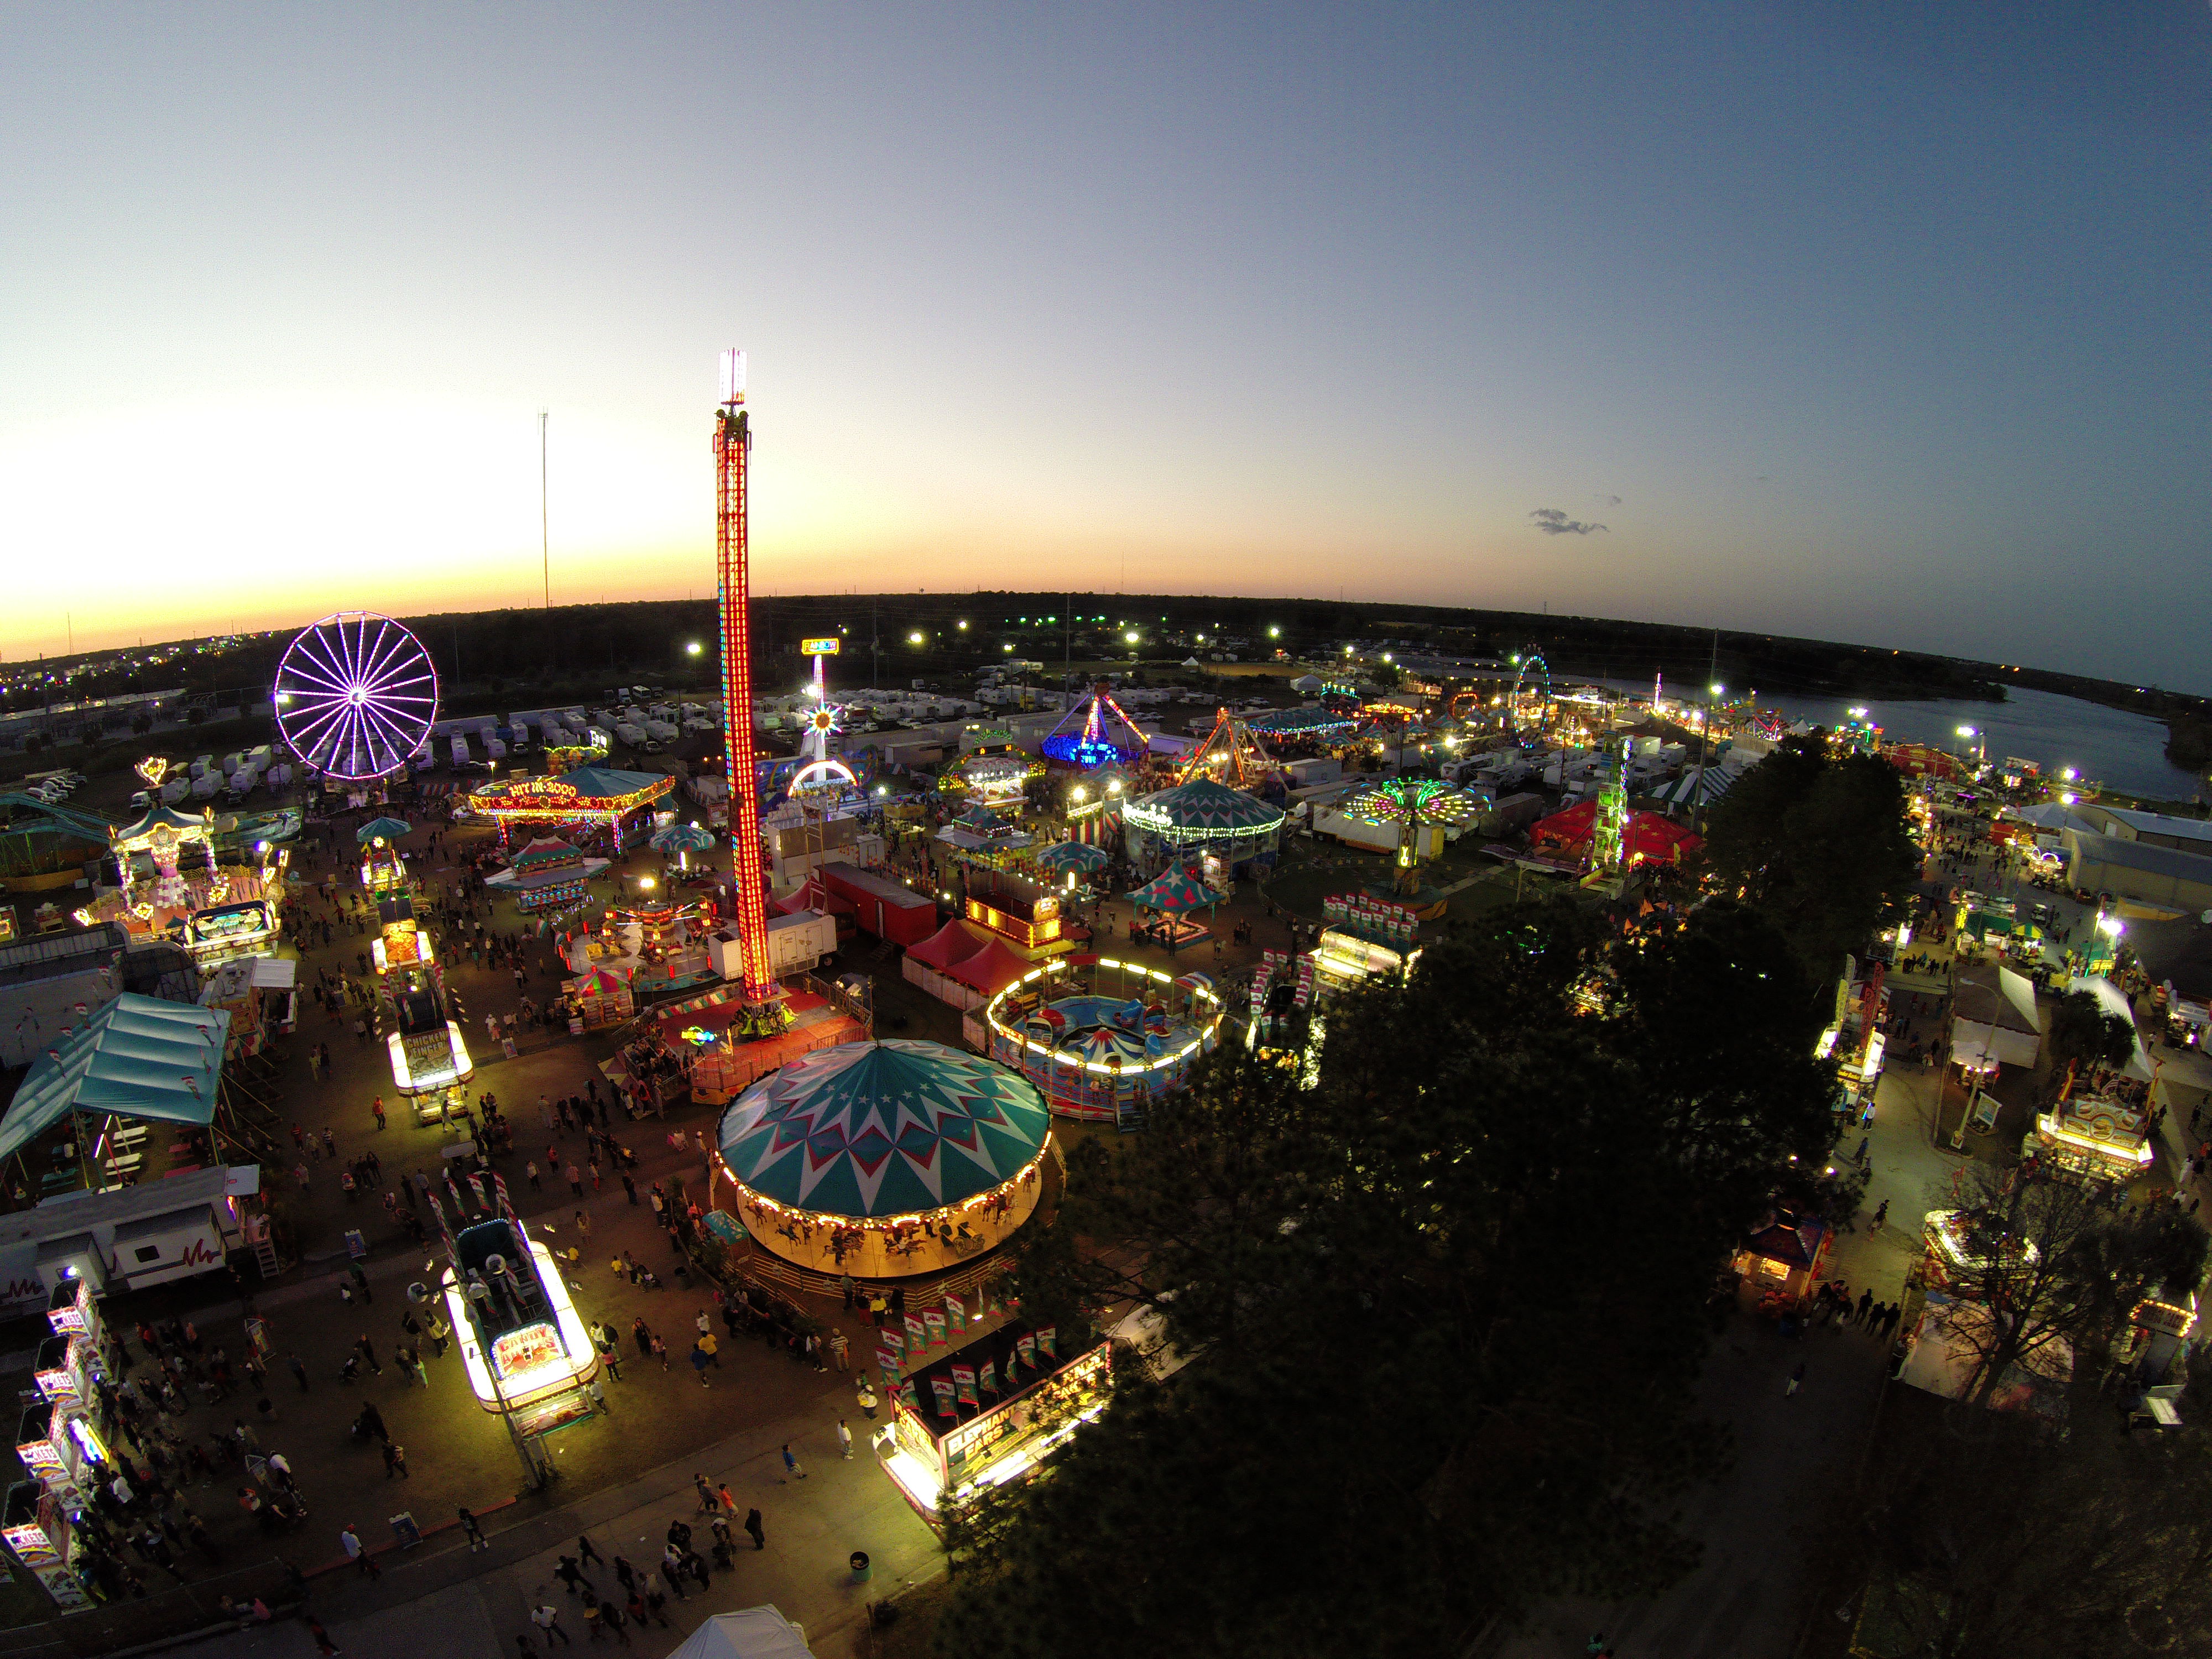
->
<box><xmin>945</xmin><ymin>1294</ymin><xmax>966</xmax><ymax>1334</ymax></box>
<box><xmin>1036</xmin><ymin>1326</ymin><xmax>1057</xmax><ymax>1361</ymax></box>
<box><xmin>1014</xmin><ymin>1332</ymin><xmax>1036</xmax><ymax>1370</ymax></box>
<box><xmin>876</xmin><ymin>1348</ymin><xmax>900</xmax><ymax>1378</ymax></box>
<box><xmin>924</xmin><ymin>1308</ymin><xmax>947</xmax><ymax>1349</ymax></box>
<box><xmin>883</xmin><ymin>1324</ymin><xmax>905</xmax><ymax>1354</ymax></box>
<box><xmin>905</xmin><ymin>1314</ymin><xmax>928</xmax><ymax>1352</ymax></box>
<box><xmin>931</xmin><ymin>1375</ymin><xmax>956</xmax><ymax>1413</ymax></box>
<box><xmin>952</xmin><ymin>1362</ymin><xmax>978</xmax><ymax>1406</ymax></box>
<box><xmin>978</xmin><ymin>1357</ymin><xmax>998</xmax><ymax>1394</ymax></box>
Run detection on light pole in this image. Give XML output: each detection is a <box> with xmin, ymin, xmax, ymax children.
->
<box><xmin>1689</xmin><ymin>682</ymin><xmax>1725</xmax><ymax>835</ymax></box>
<box><xmin>1955</xmin><ymin>724</ymin><xmax>1986</xmax><ymax>774</ymax></box>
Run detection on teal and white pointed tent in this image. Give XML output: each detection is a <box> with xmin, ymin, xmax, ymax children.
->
<box><xmin>717</xmin><ymin>1040</ymin><xmax>1051</xmax><ymax>1219</ymax></box>
<box><xmin>0</xmin><ymin>993</ymin><xmax>231</xmax><ymax>1164</ymax></box>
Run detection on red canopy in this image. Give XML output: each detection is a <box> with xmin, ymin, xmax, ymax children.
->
<box><xmin>778</xmin><ymin>876</ymin><xmax>854</xmax><ymax>917</ymax></box>
<box><xmin>1528</xmin><ymin>799</ymin><xmax>1703</xmax><ymax>865</ymax></box>
<box><xmin>945</xmin><ymin>938</ymin><xmax>1037</xmax><ymax>997</ymax></box>
<box><xmin>906</xmin><ymin>918</ymin><xmax>998</xmax><ymax>972</ymax></box>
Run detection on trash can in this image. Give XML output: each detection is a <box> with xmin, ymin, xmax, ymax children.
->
<box><xmin>849</xmin><ymin>1551</ymin><xmax>871</xmax><ymax>1583</ymax></box>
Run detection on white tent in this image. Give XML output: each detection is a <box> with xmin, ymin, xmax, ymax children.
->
<box><xmin>2067</xmin><ymin>975</ymin><xmax>2154</xmax><ymax>1081</ymax></box>
<box><xmin>1951</xmin><ymin>962</ymin><xmax>2042</xmax><ymax>1070</ymax></box>
<box><xmin>666</xmin><ymin>1607</ymin><xmax>816</xmax><ymax>1659</ymax></box>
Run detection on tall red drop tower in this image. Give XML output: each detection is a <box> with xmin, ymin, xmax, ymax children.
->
<box><xmin>715</xmin><ymin>348</ymin><xmax>772</xmax><ymax>1001</ymax></box>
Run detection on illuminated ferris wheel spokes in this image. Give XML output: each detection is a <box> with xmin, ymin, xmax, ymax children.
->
<box><xmin>274</xmin><ymin>612</ymin><xmax>440</xmax><ymax>780</ymax></box>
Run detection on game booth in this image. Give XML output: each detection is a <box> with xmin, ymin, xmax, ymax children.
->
<box><xmin>487</xmin><ymin>836</ymin><xmax>609</xmax><ymax>913</ymax></box>
<box><xmin>710</xmin><ymin>1040</ymin><xmax>1054</xmax><ymax>1279</ymax></box>
<box><xmin>983</xmin><ymin>955</ymin><xmax>1225</xmax><ymax>1122</ymax></box>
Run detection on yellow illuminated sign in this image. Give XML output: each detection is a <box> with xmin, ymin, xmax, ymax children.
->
<box><xmin>802</xmin><ymin>638</ymin><xmax>841</xmax><ymax>656</ymax></box>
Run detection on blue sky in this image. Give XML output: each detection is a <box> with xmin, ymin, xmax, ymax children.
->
<box><xmin>4</xmin><ymin>5</ymin><xmax>2207</xmax><ymax>687</ymax></box>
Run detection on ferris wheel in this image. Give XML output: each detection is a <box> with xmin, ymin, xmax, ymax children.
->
<box><xmin>1506</xmin><ymin>649</ymin><xmax>1553</xmax><ymax>743</ymax></box>
<box><xmin>274</xmin><ymin>612</ymin><xmax>440</xmax><ymax>780</ymax></box>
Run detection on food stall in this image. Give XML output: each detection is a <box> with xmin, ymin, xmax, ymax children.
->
<box><xmin>1730</xmin><ymin>1206</ymin><xmax>1831</xmax><ymax>1313</ymax></box>
<box><xmin>880</xmin><ymin>1329</ymin><xmax>1110</xmax><ymax>1524</ymax></box>
<box><xmin>441</xmin><ymin>1215</ymin><xmax>599</xmax><ymax>1431</ymax></box>
<box><xmin>963</xmin><ymin>870</ymin><xmax>1063</xmax><ymax>952</ymax></box>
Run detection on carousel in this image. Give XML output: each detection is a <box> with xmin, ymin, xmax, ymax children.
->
<box><xmin>1123</xmin><ymin>776</ymin><xmax>1284</xmax><ymax>874</ymax></box>
<box><xmin>984</xmin><ymin>956</ymin><xmax>1225</xmax><ymax>1121</ymax></box>
<box><xmin>711</xmin><ymin>1040</ymin><xmax>1053</xmax><ymax>1279</ymax></box>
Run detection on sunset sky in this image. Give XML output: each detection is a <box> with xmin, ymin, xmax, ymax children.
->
<box><xmin>4</xmin><ymin>7</ymin><xmax>2208</xmax><ymax>687</ymax></box>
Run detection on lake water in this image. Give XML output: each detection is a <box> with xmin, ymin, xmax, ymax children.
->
<box><xmin>1589</xmin><ymin>679</ymin><xmax>2201</xmax><ymax>800</ymax></box>
<box><xmin>1756</xmin><ymin>686</ymin><xmax>2200</xmax><ymax>801</ymax></box>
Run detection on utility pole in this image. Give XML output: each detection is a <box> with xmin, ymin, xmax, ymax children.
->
<box><xmin>539</xmin><ymin>409</ymin><xmax>550</xmax><ymax>610</ymax></box>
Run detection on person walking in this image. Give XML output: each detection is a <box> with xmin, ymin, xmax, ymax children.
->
<box><xmin>460</xmin><ymin>1507</ymin><xmax>489</xmax><ymax>1552</ymax></box>
<box><xmin>1853</xmin><ymin>1289</ymin><xmax>1873</xmax><ymax>1327</ymax></box>
<box><xmin>621</xmin><ymin>1172</ymin><xmax>637</xmax><ymax>1206</ymax></box>
<box><xmin>699</xmin><ymin>1331</ymin><xmax>719</xmax><ymax>1369</ymax></box>
<box><xmin>531</xmin><ymin>1605</ymin><xmax>572</xmax><ymax>1646</ymax></box>
<box><xmin>743</xmin><ymin>1507</ymin><xmax>764</xmax><ymax>1550</ymax></box>
<box><xmin>575</xmin><ymin>1210</ymin><xmax>592</xmax><ymax>1244</ymax></box>
<box><xmin>689</xmin><ymin>1342</ymin><xmax>711</xmax><ymax>1388</ymax></box>
<box><xmin>288</xmin><ymin>1354</ymin><xmax>311</xmax><ymax>1394</ymax></box>
<box><xmin>694</xmin><ymin>1474</ymin><xmax>718</xmax><ymax>1514</ymax></box>
<box><xmin>780</xmin><ymin>1442</ymin><xmax>805</xmax><ymax>1481</ymax></box>
<box><xmin>1870</xmin><ymin>1198</ymin><xmax>1890</xmax><ymax>1233</ymax></box>
<box><xmin>526</xmin><ymin>1160</ymin><xmax>542</xmax><ymax>1191</ymax></box>
<box><xmin>837</xmin><ymin>1418</ymin><xmax>853</xmax><ymax>1460</ymax></box>
<box><xmin>1785</xmin><ymin>1360</ymin><xmax>1806</xmax><ymax>1398</ymax></box>
<box><xmin>382</xmin><ymin>1442</ymin><xmax>408</xmax><ymax>1480</ymax></box>
<box><xmin>372</xmin><ymin>1097</ymin><xmax>386</xmax><ymax>1131</ymax></box>
<box><xmin>577</xmin><ymin>1531</ymin><xmax>606</xmax><ymax>1568</ymax></box>
<box><xmin>567</xmin><ymin>1164</ymin><xmax>584</xmax><ymax>1198</ymax></box>
<box><xmin>555</xmin><ymin>1554</ymin><xmax>594</xmax><ymax>1599</ymax></box>
<box><xmin>356</xmin><ymin>1335</ymin><xmax>383</xmax><ymax>1375</ymax></box>
<box><xmin>717</xmin><ymin>1481</ymin><xmax>738</xmax><ymax>1514</ymax></box>
<box><xmin>597</xmin><ymin>1599</ymin><xmax>630</xmax><ymax>1646</ymax></box>
<box><xmin>341</xmin><ymin>1524</ymin><xmax>380</xmax><ymax>1578</ymax></box>
<box><xmin>309</xmin><ymin>1618</ymin><xmax>342</xmax><ymax>1656</ymax></box>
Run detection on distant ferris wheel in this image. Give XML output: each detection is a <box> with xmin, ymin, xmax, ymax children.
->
<box><xmin>273</xmin><ymin>612</ymin><xmax>440</xmax><ymax>780</ymax></box>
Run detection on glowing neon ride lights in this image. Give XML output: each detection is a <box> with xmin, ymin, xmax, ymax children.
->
<box><xmin>274</xmin><ymin>612</ymin><xmax>440</xmax><ymax>780</ymax></box>
<box><xmin>1041</xmin><ymin>684</ymin><xmax>1147</xmax><ymax>770</ymax></box>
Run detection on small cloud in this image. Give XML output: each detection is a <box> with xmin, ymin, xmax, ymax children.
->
<box><xmin>1594</xmin><ymin>493</ymin><xmax>1622</xmax><ymax>507</ymax></box>
<box><xmin>1530</xmin><ymin>507</ymin><xmax>1608</xmax><ymax>536</ymax></box>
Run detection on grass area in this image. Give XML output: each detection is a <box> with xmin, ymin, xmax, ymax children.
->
<box><xmin>857</xmin><ymin>1568</ymin><xmax>954</xmax><ymax>1659</ymax></box>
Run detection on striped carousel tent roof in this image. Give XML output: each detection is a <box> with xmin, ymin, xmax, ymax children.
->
<box><xmin>718</xmin><ymin>1040</ymin><xmax>1051</xmax><ymax>1219</ymax></box>
<box><xmin>1125</xmin><ymin>776</ymin><xmax>1285</xmax><ymax>837</ymax></box>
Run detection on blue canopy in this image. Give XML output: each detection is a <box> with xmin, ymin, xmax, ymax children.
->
<box><xmin>650</xmin><ymin>823</ymin><xmax>717</xmax><ymax>853</ymax></box>
<box><xmin>356</xmin><ymin>816</ymin><xmax>412</xmax><ymax>843</ymax></box>
<box><xmin>0</xmin><ymin>993</ymin><xmax>230</xmax><ymax>1163</ymax></box>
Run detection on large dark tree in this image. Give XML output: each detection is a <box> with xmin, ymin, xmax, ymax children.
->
<box><xmin>1933</xmin><ymin>1163</ymin><xmax>2207</xmax><ymax>1411</ymax></box>
<box><xmin>935</xmin><ymin>899</ymin><xmax>1838</xmax><ymax>1658</ymax></box>
<box><xmin>1699</xmin><ymin>734</ymin><xmax>1922</xmax><ymax>980</ymax></box>
<box><xmin>1856</xmin><ymin>1345</ymin><xmax>2212</xmax><ymax>1659</ymax></box>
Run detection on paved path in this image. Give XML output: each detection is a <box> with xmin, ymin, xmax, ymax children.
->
<box><xmin>168</xmin><ymin>1385</ymin><xmax>940</xmax><ymax>1658</ymax></box>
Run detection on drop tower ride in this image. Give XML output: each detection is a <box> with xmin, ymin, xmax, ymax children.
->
<box><xmin>716</xmin><ymin>349</ymin><xmax>773</xmax><ymax>1001</ymax></box>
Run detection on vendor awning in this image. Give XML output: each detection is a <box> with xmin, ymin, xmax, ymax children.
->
<box><xmin>0</xmin><ymin>993</ymin><xmax>229</xmax><ymax>1162</ymax></box>
<box><xmin>1952</xmin><ymin>962</ymin><xmax>2042</xmax><ymax>1068</ymax></box>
